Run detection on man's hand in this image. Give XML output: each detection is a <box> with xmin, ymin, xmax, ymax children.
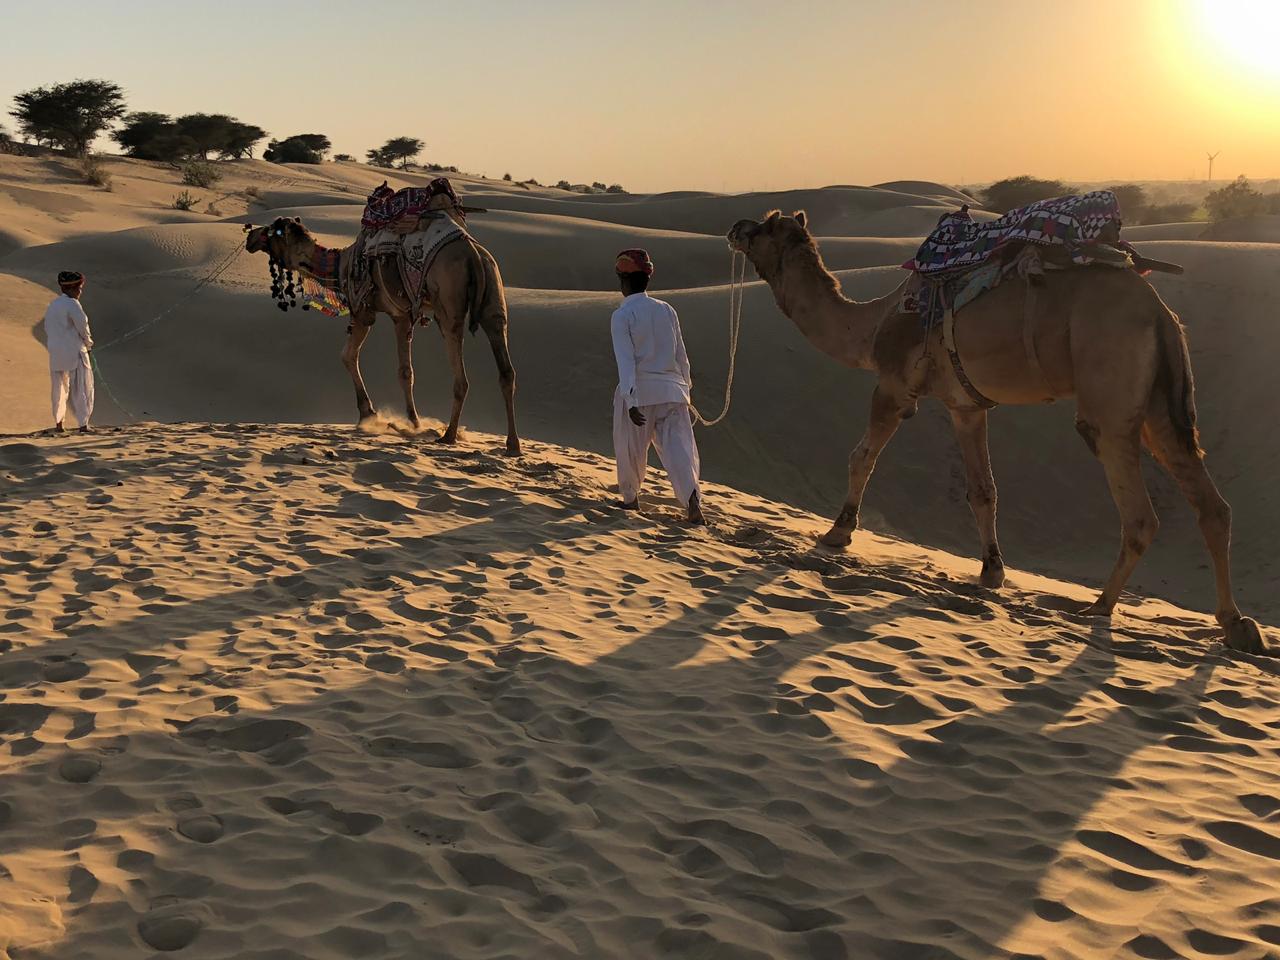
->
<box><xmin>628</xmin><ymin>407</ymin><xmax>646</xmax><ymax>427</ymax></box>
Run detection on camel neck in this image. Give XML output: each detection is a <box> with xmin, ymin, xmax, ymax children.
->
<box><xmin>762</xmin><ymin>248</ymin><xmax>883</xmax><ymax>371</ymax></box>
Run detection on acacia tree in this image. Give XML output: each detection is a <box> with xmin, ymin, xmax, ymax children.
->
<box><xmin>10</xmin><ymin>79</ymin><xmax>126</xmax><ymax>155</ymax></box>
<box><xmin>1205</xmin><ymin>175</ymin><xmax>1267</xmax><ymax>221</ymax></box>
<box><xmin>264</xmin><ymin>134</ymin><xmax>330</xmax><ymax>164</ymax></box>
<box><xmin>374</xmin><ymin>136</ymin><xmax>424</xmax><ymax>169</ymax></box>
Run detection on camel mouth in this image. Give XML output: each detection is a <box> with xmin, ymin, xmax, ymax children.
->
<box><xmin>726</xmin><ymin>219</ymin><xmax>758</xmax><ymax>253</ymax></box>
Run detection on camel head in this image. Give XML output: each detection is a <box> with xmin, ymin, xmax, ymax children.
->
<box><xmin>244</xmin><ymin>216</ymin><xmax>314</xmax><ymax>269</ymax></box>
<box><xmin>244</xmin><ymin>217</ymin><xmax>316</xmax><ymax>312</ymax></box>
<box><xmin>726</xmin><ymin>209</ymin><xmax>810</xmax><ymax>276</ymax></box>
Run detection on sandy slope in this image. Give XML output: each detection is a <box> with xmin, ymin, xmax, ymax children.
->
<box><xmin>1</xmin><ymin>423</ymin><xmax>1278</xmax><ymax>960</ymax></box>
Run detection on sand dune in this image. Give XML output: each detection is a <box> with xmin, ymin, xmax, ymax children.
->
<box><xmin>3</xmin><ymin>153</ymin><xmax>1279</xmax><ymax>958</ymax></box>
<box><xmin>1</xmin><ymin>423</ymin><xmax>1278</xmax><ymax>960</ymax></box>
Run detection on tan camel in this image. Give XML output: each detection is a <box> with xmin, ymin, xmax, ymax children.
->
<box><xmin>727</xmin><ymin>210</ymin><xmax>1264</xmax><ymax>653</ymax></box>
<box><xmin>245</xmin><ymin>216</ymin><xmax>520</xmax><ymax>455</ymax></box>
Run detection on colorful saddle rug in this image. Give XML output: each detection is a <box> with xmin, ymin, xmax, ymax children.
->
<box><xmin>907</xmin><ymin>190</ymin><xmax>1124</xmax><ymax>276</ymax></box>
<box><xmin>361</xmin><ymin>177</ymin><xmax>463</xmax><ymax>230</ymax></box>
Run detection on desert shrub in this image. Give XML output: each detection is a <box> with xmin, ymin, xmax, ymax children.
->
<box><xmin>1142</xmin><ymin>202</ymin><xmax>1198</xmax><ymax>224</ymax></box>
<box><xmin>172</xmin><ymin>190</ymin><xmax>200</xmax><ymax>210</ymax></box>
<box><xmin>555</xmin><ymin>179</ymin><xmax>571</xmax><ymax>190</ymax></box>
<box><xmin>980</xmin><ymin>175</ymin><xmax>1069</xmax><ymax>212</ymax></box>
<box><xmin>205</xmin><ymin>202</ymin><xmax>223</xmax><ymax>216</ymax></box>
<box><xmin>80</xmin><ymin>153</ymin><xmax>112</xmax><ymax>189</ymax></box>
<box><xmin>242</xmin><ymin>185</ymin><xmax>260</xmax><ymax>198</ymax></box>
<box><xmin>1205</xmin><ymin>176</ymin><xmax>1267</xmax><ymax>221</ymax></box>
<box><xmin>181</xmin><ymin>160</ymin><xmax>221</xmax><ymax>188</ymax></box>
<box><xmin>606</xmin><ymin>183</ymin><xmax>626</xmax><ymax>194</ymax></box>
<box><xmin>333</xmin><ymin>153</ymin><xmax>354</xmax><ymax>162</ymax></box>
<box><xmin>502</xmin><ymin>172</ymin><xmax>512</xmax><ymax>181</ymax></box>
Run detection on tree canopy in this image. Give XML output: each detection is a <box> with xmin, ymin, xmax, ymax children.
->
<box><xmin>979</xmin><ymin>176</ymin><xmax>1069</xmax><ymax>213</ymax></box>
<box><xmin>113</xmin><ymin>112</ymin><xmax>265</xmax><ymax>162</ymax></box>
<box><xmin>9</xmin><ymin>79</ymin><xmax>126</xmax><ymax>155</ymax></box>
<box><xmin>264</xmin><ymin>134</ymin><xmax>331</xmax><ymax>164</ymax></box>
<box><xmin>1204</xmin><ymin>175</ymin><xmax>1278</xmax><ymax>221</ymax></box>
<box><xmin>371</xmin><ymin>136</ymin><xmax>424</xmax><ymax>169</ymax></box>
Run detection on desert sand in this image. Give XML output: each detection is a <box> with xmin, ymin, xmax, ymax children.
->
<box><xmin>2</xmin><ymin>154</ymin><xmax>1279</xmax><ymax>959</ymax></box>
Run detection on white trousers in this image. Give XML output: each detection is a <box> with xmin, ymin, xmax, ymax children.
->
<box><xmin>52</xmin><ymin>362</ymin><xmax>94</xmax><ymax>427</ymax></box>
<box><xmin>613</xmin><ymin>390</ymin><xmax>701</xmax><ymax>506</ymax></box>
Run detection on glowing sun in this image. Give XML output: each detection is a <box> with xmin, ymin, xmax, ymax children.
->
<box><xmin>1194</xmin><ymin>0</ymin><xmax>1280</xmax><ymax>81</ymax></box>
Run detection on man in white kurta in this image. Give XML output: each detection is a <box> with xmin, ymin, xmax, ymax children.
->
<box><xmin>43</xmin><ymin>271</ymin><xmax>95</xmax><ymax>433</ymax></box>
<box><xmin>610</xmin><ymin>248</ymin><xmax>704</xmax><ymax>524</ymax></box>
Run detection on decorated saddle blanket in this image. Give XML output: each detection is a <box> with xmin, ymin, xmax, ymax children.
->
<box><xmin>361</xmin><ymin>177</ymin><xmax>463</xmax><ymax>230</ymax></box>
<box><xmin>907</xmin><ymin>190</ymin><xmax>1125</xmax><ymax>276</ymax></box>
<box><xmin>365</xmin><ymin>214</ymin><xmax>468</xmax><ymax>319</ymax></box>
<box><xmin>901</xmin><ymin>191</ymin><xmax>1139</xmax><ymax>328</ymax></box>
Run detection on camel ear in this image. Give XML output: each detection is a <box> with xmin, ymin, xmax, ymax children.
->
<box><xmin>293</xmin><ymin>217</ymin><xmax>302</xmax><ymax>224</ymax></box>
<box><xmin>793</xmin><ymin>210</ymin><xmax>807</xmax><ymax>230</ymax></box>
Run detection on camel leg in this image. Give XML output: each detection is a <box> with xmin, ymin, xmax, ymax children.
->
<box><xmin>820</xmin><ymin>386</ymin><xmax>908</xmax><ymax>548</ymax></box>
<box><xmin>482</xmin><ymin>322</ymin><xmax>520</xmax><ymax>455</ymax></box>
<box><xmin>1142</xmin><ymin>419</ymin><xmax>1264</xmax><ymax>653</ymax></box>
<box><xmin>393</xmin><ymin>317</ymin><xmax>419</xmax><ymax>428</ymax></box>
<box><xmin>1083</xmin><ymin>429</ymin><xmax>1159</xmax><ymax>616</ymax></box>
<box><xmin>949</xmin><ymin>407</ymin><xmax>1005</xmax><ymax>588</ymax></box>
<box><xmin>435</xmin><ymin>320</ymin><xmax>468</xmax><ymax>445</ymax></box>
<box><xmin>341</xmin><ymin>317</ymin><xmax>377</xmax><ymax>422</ymax></box>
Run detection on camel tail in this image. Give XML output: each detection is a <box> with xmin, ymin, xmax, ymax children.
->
<box><xmin>1154</xmin><ymin>306</ymin><xmax>1202</xmax><ymax>457</ymax></box>
<box><xmin>465</xmin><ymin>247</ymin><xmax>484</xmax><ymax>337</ymax></box>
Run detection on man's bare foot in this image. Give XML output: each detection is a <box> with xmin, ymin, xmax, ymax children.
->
<box><xmin>79</xmin><ymin>425</ymin><xmax>92</xmax><ymax>434</ymax></box>
<box><xmin>54</xmin><ymin>422</ymin><xmax>66</xmax><ymax>434</ymax></box>
<box><xmin>686</xmin><ymin>491</ymin><xmax>706</xmax><ymax>525</ymax></box>
<box><xmin>619</xmin><ymin>499</ymin><xmax>641</xmax><ymax>512</ymax></box>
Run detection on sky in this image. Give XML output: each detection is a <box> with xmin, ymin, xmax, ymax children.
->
<box><xmin>2</xmin><ymin>0</ymin><xmax>1278</xmax><ymax>193</ymax></box>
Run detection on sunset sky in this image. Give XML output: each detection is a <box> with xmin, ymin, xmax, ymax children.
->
<box><xmin>2</xmin><ymin>0</ymin><xmax>1277</xmax><ymax>192</ymax></box>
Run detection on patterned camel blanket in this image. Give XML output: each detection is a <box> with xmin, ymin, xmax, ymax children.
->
<box><xmin>901</xmin><ymin>190</ymin><xmax>1137</xmax><ymax>328</ymax></box>
<box><xmin>907</xmin><ymin>190</ymin><xmax>1125</xmax><ymax>276</ymax></box>
<box><xmin>361</xmin><ymin>177</ymin><xmax>463</xmax><ymax>230</ymax></box>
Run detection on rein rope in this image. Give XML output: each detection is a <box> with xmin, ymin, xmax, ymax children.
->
<box><xmin>691</xmin><ymin>250</ymin><xmax>746</xmax><ymax>428</ymax></box>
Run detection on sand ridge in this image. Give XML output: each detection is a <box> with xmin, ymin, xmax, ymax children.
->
<box><xmin>0</xmin><ymin>423</ymin><xmax>1278</xmax><ymax>959</ymax></box>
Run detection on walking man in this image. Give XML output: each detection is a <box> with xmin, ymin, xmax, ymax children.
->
<box><xmin>43</xmin><ymin>270</ymin><xmax>95</xmax><ymax>433</ymax></box>
<box><xmin>610</xmin><ymin>248</ymin><xmax>704</xmax><ymax>524</ymax></box>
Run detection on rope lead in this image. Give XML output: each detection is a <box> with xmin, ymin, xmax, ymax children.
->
<box><xmin>692</xmin><ymin>250</ymin><xmax>746</xmax><ymax>428</ymax></box>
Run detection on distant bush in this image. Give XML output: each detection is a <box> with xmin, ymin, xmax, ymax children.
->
<box><xmin>425</xmin><ymin>163</ymin><xmax>459</xmax><ymax>173</ymax></box>
<box><xmin>1205</xmin><ymin>175</ymin><xmax>1274</xmax><ymax>221</ymax></box>
<box><xmin>333</xmin><ymin>153</ymin><xmax>354</xmax><ymax>162</ymax></box>
<box><xmin>606</xmin><ymin>183</ymin><xmax>626</xmax><ymax>194</ymax></box>
<box><xmin>205</xmin><ymin>202</ymin><xmax>223</xmax><ymax>216</ymax></box>
<box><xmin>979</xmin><ymin>175</ymin><xmax>1069</xmax><ymax>212</ymax></box>
<box><xmin>114</xmin><ymin>112</ymin><xmax>264</xmax><ymax>162</ymax></box>
<box><xmin>1142</xmin><ymin>202</ymin><xmax>1198</xmax><ymax>224</ymax></box>
<box><xmin>181</xmin><ymin>160</ymin><xmax>221</xmax><ymax>188</ymax></box>
<box><xmin>172</xmin><ymin>190</ymin><xmax>200</xmax><ymax>211</ymax></box>
<box><xmin>502</xmin><ymin>172</ymin><xmax>512</xmax><ymax>181</ymax></box>
<box><xmin>264</xmin><ymin>134</ymin><xmax>330</xmax><ymax>164</ymax></box>
<box><xmin>80</xmin><ymin>153</ymin><xmax>112</xmax><ymax>189</ymax></box>
<box><xmin>555</xmin><ymin>179</ymin><xmax>571</xmax><ymax>190</ymax></box>
<box><xmin>242</xmin><ymin>185</ymin><xmax>260</xmax><ymax>198</ymax></box>
<box><xmin>591</xmin><ymin>181</ymin><xmax>607</xmax><ymax>192</ymax></box>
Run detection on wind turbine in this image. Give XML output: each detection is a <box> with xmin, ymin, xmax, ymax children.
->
<box><xmin>1207</xmin><ymin>151</ymin><xmax>1220</xmax><ymax>183</ymax></box>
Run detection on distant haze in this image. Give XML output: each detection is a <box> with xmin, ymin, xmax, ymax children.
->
<box><xmin>2</xmin><ymin>0</ymin><xmax>1277</xmax><ymax>192</ymax></box>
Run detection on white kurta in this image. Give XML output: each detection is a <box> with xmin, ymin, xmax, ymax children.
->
<box><xmin>44</xmin><ymin>294</ymin><xmax>93</xmax><ymax>370</ymax></box>
<box><xmin>610</xmin><ymin>292</ymin><xmax>700</xmax><ymax>506</ymax></box>
<box><xmin>43</xmin><ymin>294</ymin><xmax>95</xmax><ymax>426</ymax></box>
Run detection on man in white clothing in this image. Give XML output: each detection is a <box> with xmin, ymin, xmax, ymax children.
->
<box><xmin>610</xmin><ymin>248</ymin><xmax>704</xmax><ymax>524</ymax></box>
<box><xmin>43</xmin><ymin>270</ymin><xmax>95</xmax><ymax>434</ymax></box>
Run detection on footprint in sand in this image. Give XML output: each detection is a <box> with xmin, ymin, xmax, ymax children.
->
<box><xmin>58</xmin><ymin>753</ymin><xmax>102</xmax><ymax>784</ymax></box>
<box><xmin>138</xmin><ymin>898</ymin><xmax>205</xmax><ymax>951</ymax></box>
<box><xmin>263</xmin><ymin>796</ymin><xmax>382</xmax><ymax>836</ymax></box>
<box><xmin>166</xmin><ymin>794</ymin><xmax>224</xmax><ymax>844</ymax></box>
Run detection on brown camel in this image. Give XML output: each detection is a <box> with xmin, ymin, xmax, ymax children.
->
<box><xmin>727</xmin><ymin>210</ymin><xmax>1264</xmax><ymax>653</ymax></box>
<box><xmin>245</xmin><ymin>216</ymin><xmax>520</xmax><ymax>455</ymax></box>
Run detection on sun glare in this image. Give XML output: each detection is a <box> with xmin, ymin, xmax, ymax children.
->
<box><xmin>1194</xmin><ymin>0</ymin><xmax>1280</xmax><ymax>82</ymax></box>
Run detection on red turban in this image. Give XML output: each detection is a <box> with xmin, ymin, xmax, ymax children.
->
<box><xmin>615</xmin><ymin>248</ymin><xmax>654</xmax><ymax>276</ymax></box>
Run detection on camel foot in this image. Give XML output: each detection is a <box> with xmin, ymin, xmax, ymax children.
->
<box><xmin>979</xmin><ymin>561</ymin><xmax>1006</xmax><ymax>589</ymax></box>
<box><xmin>505</xmin><ymin>438</ymin><xmax>522</xmax><ymax>457</ymax></box>
<box><xmin>818</xmin><ymin>527</ymin><xmax>853</xmax><ymax>549</ymax></box>
<box><xmin>434</xmin><ymin>432</ymin><xmax>459</xmax><ymax>446</ymax></box>
<box><xmin>1223</xmin><ymin>616</ymin><xmax>1265</xmax><ymax>655</ymax></box>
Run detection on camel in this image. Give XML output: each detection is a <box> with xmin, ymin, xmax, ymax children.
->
<box><xmin>727</xmin><ymin>210</ymin><xmax>1264</xmax><ymax>654</ymax></box>
<box><xmin>245</xmin><ymin>216</ymin><xmax>520</xmax><ymax>455</ymax></box>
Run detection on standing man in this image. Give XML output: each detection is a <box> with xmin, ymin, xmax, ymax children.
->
<box><xmin>43</xmin><ymin>270</ymin><xmax>95</xmax><ymax>434</ymax></box>
<box><xmin>610</xmin><ymin>248</ymin><xmax>704</xmax><ymax>524</ymax></box>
